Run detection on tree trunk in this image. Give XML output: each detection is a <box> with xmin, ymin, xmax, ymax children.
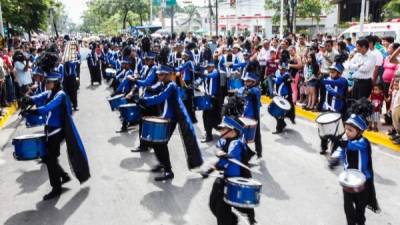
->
<box><xmin>139</xmin><ymin>13</ymin><xmax>143</xmax><ymax>26</ymax></box>
<box><xmin>123</xmin><ymin>10</ymin><xmax>128</xmax><ymax>29</ymax></box>
<box><xmin>27</xmin><ymin>30</ymin><xmax>31</xmax><ymax>42</ymax></box>
<box><xmin>53</xmin><ymin>20</ymin><xmax>59</xmax><ymax>38</ymax></box>
<box><xmin>284</xmin><ymin>0</ymin><xmax>291</xmax><ymax>33</ymax></box>
<box><xmin>170</xmin><ymin>6</ymin><xmax>174</xmax><ymax>34</ymax></box>
<box><xmin>292</xmin><ymin>2</ymin><xmax>297</xmax><ymax>34</ymax></box>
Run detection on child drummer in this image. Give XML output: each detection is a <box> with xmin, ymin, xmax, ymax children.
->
<box><xmin>329</xmin><ymin>114</ymin><xmax>380</xmax><ymax>225</ymax></box>
<box><xmin>319</xmin><ymin>63</ymin><xmax>348</xmax><ymax>155</ymax></box>
<box><xmin>201</xmin><ymin>116</ymin><xmax>257</xmax><ymax>225</ymax></box>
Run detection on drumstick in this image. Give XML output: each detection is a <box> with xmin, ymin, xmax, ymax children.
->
<box><xmin>228</xmin><ymin>158</ymin><xmax>261</xmax><ymax>174</ymax></box>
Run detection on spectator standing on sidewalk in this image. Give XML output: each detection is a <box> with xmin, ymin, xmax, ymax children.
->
<box><xmin>12</xmin><ymin>50</ymin><xmax>32</xmax><ymax>99</ymax></box>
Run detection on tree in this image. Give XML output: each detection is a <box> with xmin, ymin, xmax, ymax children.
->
<box><xmin>265</xmin><ymin>0</ymin><xmax>292</xmax><ymax>33</ymax></box>
<box><xmin>383</xmin><ymin>0</ymin><xmax>400</xmax><ymax>20</ymax></box>
<box><xmin>297</xmin><ymin>0</ymin><xmax>332</xmax><ymax>34</ymax></box>
<box><xmin>180</xmin><ymin>5</ymin><xmax>201</xmax><ymax>30</ymax></box>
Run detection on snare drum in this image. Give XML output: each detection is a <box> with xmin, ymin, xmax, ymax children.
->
<box><xmin>268</xmin><ymin>96</ymin><xmax>291</xmax><ymax>118</ymax></box>
<box><xmin>107</xmin><ymin>94</ymin><xmax>127</xmax><ymax>111</ymax></box>
<box><xmin>239</xmin><ymin>117</ymin><xmax>258</xmax><ymax>143</ymax></box>
<box><xmin>315</xmin><ymin>113</ymin><xmax>344</xmax><ymax>138</ymax></box>
<box><xmin>194</xmin><ymin>95</ymin><xmax>212</xmax><ymax>111</ymax></box>
<box><xmin>224</xmin><ymin>177</ymin><xmax>262</xmax><ymax>208</ymax></box>
<box><xmin>228</xmin><ymin>78</ymin><xmax>244</xmax><ymax>91</ymax></box>
<box><xmin>105</xmin><ymin>68</ymin><xmax>117</xmax><ymax>78</ymax></box>
<box><xmin>339</xmin><ymin>169</ymin><xmax>366</xmax><ymax>193</ymax></box>
<box><xmin>24</xmin><ymin>113</ymin><xmax>46</xmax><ymax>128</ymax></box>
<box><xmin>119</xmin><ymin>103</ymin><xmax>141</xmax><ymax>123</ymax></box>
<box><xmin>140</xmin><ymin>117</ymin><xmax>170</xmax><ymax>143</ymax></box>
<box><xmin>12</xmin><ymin>133</ymin><xmax>46</xmax><ymax>160</ymax></box>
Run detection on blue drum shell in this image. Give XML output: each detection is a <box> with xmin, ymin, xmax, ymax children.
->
<box><xmin>119</xmin><ymin>104</ymin><xmax>141</xmax><ymax>122</ymax></box>
<box><xmin>268</xmin><ymin>101</ymin><xmax>286</xmax><ymax>118</ymax></box>
<box><xmin>178</xmin><ymin>87</ymin><xmax>187</xmax><ymax>101</ymax></box>
<box><xmin>194</xmin><ymin>96</ymin><xmax>212</xmax><ymax>111</ymax></box>
<box><xmin>108</xmin><ymin>95</ymin><xmax>127</xmax><ymax>111</ymax></box>
<box><xmin>25</xmin><ymin>114</ymin><xmax>46</xmax><ymax>128</ymax></box>
<box><xmin>224</xmin><ymin>179</ymin><xmax>261</xmax><ymax>208</ymax></box>
<box><xmin>140</xmin><ymin>119</ymin><xmax>169</xmax><ymax>143</ymax></box>
<box><xmin>228</xmin><ymin>78</ymin><xmax>244</xmax><ymax>90</ymax></box>
<box><xmin>12</xmin><ymin>134</ymin><xmax>47</xmax><ymax>160</ymax></box>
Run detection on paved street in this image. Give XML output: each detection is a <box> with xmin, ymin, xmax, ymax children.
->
<box><xmin>0</xmin><ymin>50</ymin><xmax>399</xmax><ymax>225</ymax></box>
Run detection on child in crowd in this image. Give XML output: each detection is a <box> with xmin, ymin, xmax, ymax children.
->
<box><xmin>303</xmin><ymin>52</ymin><xmax>319</xmax><ymax>111</ymax></box>
<box><xmin>265</xmin><ymin>50</ymin><xmax>279</xmax><ymax>97</ymax></box>
<box><xmin>368</xmin><ymin>84</ymin><xmax>384</xmax><ymax>131</ymax></box>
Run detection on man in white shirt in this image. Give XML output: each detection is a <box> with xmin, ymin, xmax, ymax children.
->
<box><xmin>367</xmin><ymin>35</ymin><xmax>384</xmax><ymax>84</ymax></box>
<box><xmin>13</xmin><ymin>51</ymin><xmax>32</xmax><ymax>97</ymax></box>
<box><xmin>348</xmin><ymin>39</ymin><xmax>376</xmax><ymax>100</ymax></box>
<box><xmin>257</xmin><ymin>40</ymin><xmax>271</xmax><ymax>94</ymax></box>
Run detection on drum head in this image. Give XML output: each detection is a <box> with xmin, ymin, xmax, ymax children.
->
<box><xmin>108</xmin><ymin>94</ymin><xmax>124</xmax><ymax>100</ymax></box>
<box><xmin>119</xmin><ymin>103</ymin><xmax>137</xmax><ymax>108</ymax></box>
<box><xmin>272</xmin><ymin>96</ymin><xmax>291</xmax><ymax>111</ymax></box>
<box><xmin>13</xmin><ymin>133</ymin><xmax>46</xmax><ymax>140</ymax></box>
<box><xmin>143</xmin><ymin>116</ymin><xmax>169</xmax><ymax>123</ymax></box>
<box><xmin>106</xmin><ymin>68</ymin><xmax>116</xmax><ymax>73</ymax></box>
<box><xmin>228</xmin><ymin>177</ymin><xmax>262</xmax><ymax>187</ymax></box>
<box><xmin>239</xmin><ymin>117</ymin><xmax>258</xmax><ymax>127</ymax></box>
<box><xmin>316</xmin><ymin>113</ymin><xmax>341</xmax><ymax>124</ymax></box>
<box><xmin>339</xmin><ymin>169</ymin><xmax>366</xmax><ymax>188</ymax></box>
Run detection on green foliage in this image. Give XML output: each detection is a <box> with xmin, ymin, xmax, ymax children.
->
<box><xmin>297</xmin><ymin>0</ymin><xmax>332</xmax><ymax>22</ymax></box>
<box><xmin>383</xmin><ymin>0</ymin><xmax>400</xmax><ymax>20</ymax></box>
<box><xmin>180</xmin><ymin>5</ymin><xmax>201</xmax><ymax>28</ymax></box>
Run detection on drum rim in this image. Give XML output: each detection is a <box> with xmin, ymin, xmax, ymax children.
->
<box><xmin>107</xmin><ymin>94</ymin><xmax>125</xmax><ymax>100</ymax></box>
<box><xmin>227</xmin><ymin>177</ymin><xmax>262</xmax><ymax>186</ymax></box>
<box><xmin>223</xmin><ymin>197</ymin><xmax>259</xmax><ymax>208</ymax></box>
<box><xmin>315</xmin><ymin>112</ymin><xmax>342</xmax><ymax>124</ymax></box>
<box><xmin>338</xmin><ymin>169</ymin><xmax>366</xmax><ymax>188</ymax></box>
<box><xmin>13</xmin><ymin>133</ymin><xmax>46</xmax><ymax>140</ymax></box>
<box><xmin>142</xmin><ymin>116</ymin><xmax>170</xmax><ymax>123</ymax></box>
<box><xmin>119</xmin><ymin>103</ymin><xmax>138</xmax><ymax>108</ymax></box>
<box><xmin>238</xmin><ymin>117</ymin><xmax>258</xmax><ymax>126</ymax></box>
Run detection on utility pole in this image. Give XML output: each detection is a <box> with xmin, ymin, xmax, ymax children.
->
<box><xmin>150</xmin><ymin>0</ymin><xmax>153</xmax><ymax>25</ymax></box>
<box><xmin>215</xmin><ymin>0</ymin><xmax>218</xmax><ymax>36</ymax></box>
<box><xmin>170</xmin><ymin>6</ymin><xmax>174</xmax><ymax>34</ymax></box>
<box><xmin>365</xmin><ymin>0</ymin><xmax>370</xmax><ymax>22</ymax></box>
<box><xmin>360</xmin><ymin>0</ymin><xmax>365</xmax><ymax>36</ymax></box>
<box><xmin>279</xmin><ymin>0</ymin><xmax>284</xmax><ymax>39</ymax></box>
<box><xmin>0</xmin><ymin>2</ymin><xmax>4</xmax><ymax>37</ymax></box>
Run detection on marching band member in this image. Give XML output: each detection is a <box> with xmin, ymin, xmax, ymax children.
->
<box><xmin>329</xmin><ymin>114</ymin><xmax>380</xmax><ymax>225</ymax></box>
<box><xmin>198</xmin><ymin>62</ymin><xmax>221</xmax><ymax>143</ymax></box>
<box><xmin>176</xmin><ymin>50</ymin><xmax>197</xmax><ymax>123</ymax></box>
<box><xmin>87</xmin><ymin>43</ymin><xmax>102</xmax><ymax>85</ymax></box>
<box><xmin>30</xmin><ymin>67</ymin><xmax>46</xmax><ymax>96</ymax></box>
<box><xmin>22</xmin><ymin>71</ymin><xmax>90</xmax><ymax>200</ymax></box>
<box><xmin>202</xmin><ymin>116</ymin><xmax>257</xmax><ymax>225</ymax></box>
<box><xmin>319</xmin><ymin>63</ymin><xmax>348</xmax><ymax>155</ymax></box>
<box><xmin>272</xmin><ymin>63</ymin><xmax>295</xmax><ymax>134</ymax></box>
<box><xmin>237</xmin><ymin>72</ymin><xmax>262</xmax><ymax>159</ymax></box>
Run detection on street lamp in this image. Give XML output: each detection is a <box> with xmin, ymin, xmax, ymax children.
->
<box><xmin>279</xmin><ymin>0</ymin><xmax>283</xmax><ymax>39</ymax></box>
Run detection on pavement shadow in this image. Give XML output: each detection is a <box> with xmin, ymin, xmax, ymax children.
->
<box><xmin>15</xmin><ymin>164</ymin><xmax>47</xmax><ymax>195</ymax></box>
<box><xmin>255</xmin><ymin>161</ymin><xmax>290</xmax><ymax>200</ymax></box>
<box><xmin>107</xmin><ymin>131</ymin><xmax>139</xmax><ymax>148</ymax></box>
<box><xmin>120</xmin><ymin>151</ymin><xmax>155</xmax><ymax>171</ymax></box>
<box><xmin>274</xmin><ymin>129</ymin><xmax>317</xmax><ymax>153</ymax></box>
<box><xmin>85</xmin><ymin>84</ymin><xmax>101</xmax><ymax>90</ymax></box>
<box><xmin>140</xmin><ymin>177</ymin><xmax>204</xmax><ymax>225</ymax></box>
<box><xmin>4</xmin><ymin>187</ymin><xmax>90</xmax><ymax>225</ymax></box>
<box><xmin>374</xmin><ymin>172</ymin><xmax>397</xmax><ymax>186</ymax></box>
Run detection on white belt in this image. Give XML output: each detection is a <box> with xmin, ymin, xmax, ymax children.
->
<box><xmin>47</xmin><ymin>128</ymin><xmax>62</xmax><ymax>137</ymax></box>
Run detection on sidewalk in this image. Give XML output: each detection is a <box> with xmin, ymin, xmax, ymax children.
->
<box><xmin>261</xmin><ymin>96</ymin><xmax>400</xmax><ymax>152</ymax></box>
<box><xmin>0</xmin><ymin>102</ymin><xmax>18</xmax><ymax>129</ymax></box>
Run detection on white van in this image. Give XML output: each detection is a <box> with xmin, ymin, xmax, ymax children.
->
<box><xmin>340</xmin><ymin>21</ymin><xmax>400</xmax><ymax>42</ymax></box>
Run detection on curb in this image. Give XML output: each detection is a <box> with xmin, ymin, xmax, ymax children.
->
<box><xmin>261</xmin><ymin>96</ymin><xmax>400</xmax><ymax>152</ymax></box>
<box><xmin>0</xmin><ymin>102</ymin><xmax>18</xmax><ymax>129</ymax></box>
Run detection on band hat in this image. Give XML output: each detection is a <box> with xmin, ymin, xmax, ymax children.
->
<box><xmin>242</xmin><ymin>72</ymin><xmax>258</xmax><ymax>82</ymax></box>
<box><xmin>32</xmin><ymin>67</ymin><xmax>45</xmax><ymax>76</ymax></box>
<box><xmin>329</xmin><ymin>63</ymin><xmax>344</xmax><ymax>74</ymax></box>
<box><xmin>45</xmin><ymin>72</ymin><xmax>62</xmax><ymax>81</ymax></box>
<box><xmin>233</xmin><ymin>43</ymin><xmax>242</xmax><ymax>50</ymax></box>
<box><xmin>345</xmin><ymin>114</ymin><xmax>368</xmax><ymax>131</ymax></box>
<box><xmin>217</xmin><ymin>116</ymin><xmax>244</xmax><ymax>133</ymax></box>
<box><xmin>121</xmin><ymin>57</ymin><xmax>132</xmax><ymax>64</ymax></box>
<box><xmin>156</xmin><ymin>65</ymin><xmax>173</xmax><ymax>74</ymax></box>
<box><xmin>144</xmin><ymin>51</ymin><xmax>156</xmax><ymax>59</ymax></box>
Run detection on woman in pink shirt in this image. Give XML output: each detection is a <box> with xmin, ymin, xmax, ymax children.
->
<box><xmin>383</xmin><ymin>43</ymin><xmax>400</xmax><ymax>109</ymax></box>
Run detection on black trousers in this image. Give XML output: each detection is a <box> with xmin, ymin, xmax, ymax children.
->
<box><xmin>63</xmin><ymin>76</ymin><xmax>78</xmax><ymax>109</ymax></box>
<box><xmin>343</xmin><ymin>181</ymin><xmax>372</xmax><ymax>225</ymax></box>
<box><xmin>351</xmin><ymin>79</ymin><xmax>372</xmax><ymax>100</ymax></box>
<box><xmin>275</xmin><ymin>95</ymin><xmax>295</xmax><ymax>132</ymax></box>
<box><xmin>203</xmin><ymin>97</ymin><xmax>221</xmax><ymax>137</ymax></box>
<box><xmin>254</xmin><ymin>122</ymin><xmax>262</xmax><ymax>158</ymax></box>
<box><xmin>320</xmin><ymin>135</ymin><xmax>340</xmax><ymax>154</ymax></box>
<box><xmin>43</xmin><ymin>129</ymin><xmax>67</xmax><ymax>189</ymax></box>
<box><xmin>209</xmin><ymin>178</ymin><xmax>255</xmax><ymax>225</ymax></box>
<box><xmin>153</xmin><ymin>122</ymin><xmax>177</xmax><ymax>172</ymax></box>
<box><xmin>184</xmin><ymin>89</ymin><xmax>197</xmax><ymax>123</ymax></box>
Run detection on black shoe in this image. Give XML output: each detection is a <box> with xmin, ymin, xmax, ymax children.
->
<box><xmin>61</xmin><ymin>174</ymin><xmax>71</xmax><ymax>184</ymax></box>
<box><xmin>150</xmin><ymin>165</ymin><xmax>164</xmax><ymax>173</ymax></box>
<box><xmin>116</xmin><ymin>127</ymin><xmax>128</xmax><ymax>133</ymax></box>
<box><xmin>73</xmin><ymin>107</ymin><xmax>79</xmax><ymax>111</ymax></box>
<box><xmin>201</xmin><ymin>136</ymin><xmax>213</xmax><ymax>143</ymax></box>
<box><xmin>43</xmin><ymin>188</ymin><xmax>62</xmax><ymax>201</ymax></box>
<box><xmin>320</xmin><ymin>149</ymin><xmax>327</xmax><ymax>155</ymax></box>
<box><xmin>131</xmin><ymin>146</ymin><xmax>149</xmax><ymax>152</ymax></box>
<box><xmin>154</xmin><ymin>171</ymin><xmax>174</xmax><ymax>181</ymax></box>
<box><xmin>272</xmin><ymin>130</ymin><xmax>283</xmax><ymax>134</ymax></box>
<box><xmin>290</xmin><ymin>118</ymin><xmax>296</xmax><ymax>124</ymax></box>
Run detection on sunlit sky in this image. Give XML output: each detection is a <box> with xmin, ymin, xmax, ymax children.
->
<box><xmin>62</xmin><ymin>0</ymin><xmax>206</xmax><ymax>25</ymax></box>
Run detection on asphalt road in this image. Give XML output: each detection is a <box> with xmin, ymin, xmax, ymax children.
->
<box><xmin>0</xmin><ymin>50</ymin><xmax>399</xmax><ymax>225</ymax></box>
